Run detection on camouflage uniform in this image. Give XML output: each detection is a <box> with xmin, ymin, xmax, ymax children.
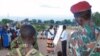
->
<box><xmin>11</xmin><ymin>36</ymin><xmax>23</xmax><ymax>49</ymax></box>
<box><xmin>11</xmin><ymin>36</ymin><xmax>38</xmax><ymax>50</ymax></box>
<box><xmin>70</xmin><ymin>24</ymin><xmax>100</xmax><ymax>56</ymax></box>
<box><xmin>7</xmin><ymin>44</ymin><xmax>43</xmax><ymax>56</ymax></box>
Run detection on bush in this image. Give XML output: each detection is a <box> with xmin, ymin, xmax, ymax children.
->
<box><xmin>33</xmin><ymin>24</ymin><xmax>47</xmax><ymax>31</ymax></box>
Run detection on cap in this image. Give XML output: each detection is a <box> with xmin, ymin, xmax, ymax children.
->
<box><xmin>70</xmin><ymin>1</ymin><xmax>91</xmax><ymax>13</ymax></box>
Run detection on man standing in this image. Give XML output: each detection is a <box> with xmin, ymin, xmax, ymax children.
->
<box><xmin>60</xmin><ymin>25</ymin><xmax>68</xmax><ymax>56</ymax></box>
<box><xmin>2</xmin><ymin>25</ymin><xmax>9</xmax><ymax>48</ymax></box>
<box><xmin>70</xmin><ymin>1</ymin><xmax>100</xmax><ymax>56</ymax></box>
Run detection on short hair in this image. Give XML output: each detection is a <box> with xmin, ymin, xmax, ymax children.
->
<box><xmin>74</xmin><ymin>9</ymin><xmax>91</xmax><ymax>20</ymax></box>
<box><xmin>20</xmin><ymin>24</ymin><xmax>36</xmax><ymax>40</ymax></box>
<box><xmin>49</xmin><ymin>25</ymin><xmax>53</xmax><ymax>29</ymax></box>
<box><xmin>63</xmin><ymin>25</ymin><xmax>66</xmax><ymax>30</ymax></box>
<box><xmin>57</xmin><ymin>51</ymin><xmax>62</xmax><ymax>56</ymax></box>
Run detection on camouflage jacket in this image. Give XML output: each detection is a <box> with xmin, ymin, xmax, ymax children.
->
<box><xmin>11</xmin><ymin>36</ymin><xmax>23</xmax><ymax>49</ymax></box>
<box><xmin>7</xmin><ymin>44</ymin><xmax>43</xmax><ymax>56</ymax></box>
<box><xmin>11</xmin><ymin>36</ymin><xmax>38</xmax><ymax>50</ymax></box>
<box><xmin>70</xmin><ymin>24</ymin><xmax>100</xmax><ymax>56</ymax></box>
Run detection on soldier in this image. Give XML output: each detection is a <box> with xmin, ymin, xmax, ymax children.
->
<box><xmin>10</xmin><ymin>27</ymin><xmax>38</xmax><ymax>50</ymax></box>
<box><xmin>7</xmin><ymin>24</ymin><xmax>43</xmax><ymax>56</ymax></box>
<box><xmin>70</xmin><ymin>1</ymin><xmax>100</xmax><ymax>56</ymax></box>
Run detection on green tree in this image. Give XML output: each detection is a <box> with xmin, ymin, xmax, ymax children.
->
<box><xmin>44</xmin><ymin>21</ymin><xmax>48</xmax><ymax>24</ymax></box>
<box><xmin>37</xmin><ymin>20</ymin><xmax>42</xmax><ymax>24</ymax></box>
<box><xmin>23</xmin><ymin>18</ymin><xmax>29</xmax><ymax>22</ymax></box>
<box><xmin>1</xmin><ymin>18</ymin><xmax>13</xmax><ymax>24</ymax></box>
<box><xmin>92</xmin><ymin>12</ymin><xmax>100</xmax><ymax>26</ymax></box>
<box><xmin>55</xmin><ymin>21</ymin><xmax>61</xmax><ymax>25</ymax></box>
<box><xmin>34</xmin><ymin>24</ymin><xmax>46</xmax><ymax>31</ymax></box>
<box><xmin>61</xmin><ymin>19</ymin><xmax>72</xmax><ymax>25</ymax></box>
<box><xmin>31</xmin><ymin>19</ymin><xmax>37</xmax><ymax>24</ymax></box>
<box><xmin>49</xmin><ymin>20</ymin><xmax>54</xmax><ymax>24</ymax></box>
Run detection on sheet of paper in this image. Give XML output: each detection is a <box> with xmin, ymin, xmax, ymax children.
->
<box><xmin>53</xmin><ymin>25</ymin><xmax>63</xmax><ymax>46</ymax></box>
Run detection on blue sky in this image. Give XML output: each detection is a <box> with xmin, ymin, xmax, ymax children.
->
<box><xmin>0</xmin><ymin>0</ymin><xmax>100</xmax><ymax>21</ymax></box>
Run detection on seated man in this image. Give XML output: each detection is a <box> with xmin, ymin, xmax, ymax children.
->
<box><xmin>7</xmin><ymin>24</ymin><xmax>43</xmax><ymax>56</ymax></box>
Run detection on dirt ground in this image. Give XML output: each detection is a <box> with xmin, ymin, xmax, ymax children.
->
<box><xmin>0</xmin><ymin>29</ymin><xmax>73</xmax><ymax>56</ymax></box>
<box><xmin>0</xmin><ymin>39</ymin><xmax>62</xmax><ymax>56</ymax></box>
<box><xmin>38</xmin><ymin>39</ymin><xmax>62</xmax><ymax>56</ymax></box>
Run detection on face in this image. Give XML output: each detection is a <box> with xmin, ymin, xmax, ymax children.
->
<box><xmin>75</xmin><ymin>17</ymin><xmax>84</xmax><ymax>26</ymax></box>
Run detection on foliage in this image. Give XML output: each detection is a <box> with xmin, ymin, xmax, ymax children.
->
<box><xmin>31</xmin><ymin>19</ymin><xmax>37</xmax><ymax>24</ymax></box>
<box><xmin>37</xmin><ymin>20</ymin><xmax>42</xmax><ymax>24</ymax></box>
<box><xmin>1</xmin><ymin>18</ymin><xmax>13</xmax><ymax>24</ymax></box>
<box><xmin>49</xmin><ymin>20</ymin><xmax>54</xmax><ymax>24</ymax></box>
<box><xmin>62</xmin><ymin>19</ymin><xmax>72</xmax><ymax>25</ymax></box>
<box><xmin>33</xmin><ymin>24</ymin><xmax>47</xmax><ymax>31</ymax></box>
<box><xmin>92</xmin><ymin>12</ymin><xmax>100</xmax><ymax>26</ymax></box>
<box><xmin>55</xmin><ymin>21</ymin><xmax>62</xmax><ymax>25</ymax></box>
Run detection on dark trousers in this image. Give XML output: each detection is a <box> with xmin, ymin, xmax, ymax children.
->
<box><xmin>61</xmin><ymin>40</ymin><xmax>67</xmax><ymax>56</ymax></box>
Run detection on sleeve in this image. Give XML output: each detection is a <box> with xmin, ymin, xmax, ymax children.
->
<box><xmin>11</xmin><ymin>37</ymin><xmax>21</xmax><ymax>49</ymax></box>
<box><xmin>6</xmin><ymin>49</ymin><xmax>19</xmax><ymax>56</ymax></box>
<box><xmin>11</xmin><ymin>38</ymin><xmax>18</xmax><ymax>49</ymax></box>
<box><xmin>39</xmin><ymin>53</ymin><xmax>44</xmax><ymax>56</ymax></box>
<box><xmin>35</xmin><ymin>52</ymin><xmax>44</xmax><ymax>56</ymax></box>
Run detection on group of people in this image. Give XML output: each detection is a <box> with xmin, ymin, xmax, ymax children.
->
<box><xmin>46</xmin><ymin>1</ymin><xmax>100</xmax><ymax>56</ymax></box>
<box><xmin>0</xmin><ymin>24</ymin><xmax>20</xmax><ymax>49</ymax></box>
<box><xmin>0</xmin><ymin>1</ymin><xmax>100</xmax><ymax>56</ymax></box>
<box><xmin>46</xmin><ymin>25</ymin><xmax>68</xmax><ymax>56</ymax></box>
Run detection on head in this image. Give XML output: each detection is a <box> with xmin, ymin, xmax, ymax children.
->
<box><xmin>20</xmin><ymin>24</ymin><xmax>36</xmax><ymax>44</ymax></box>
<box><xmin>74</xmin><ymin>9</ymin><xmax>91</xmax><ymax>26</ymax></box>
<box><xmin>71</xmin><ymin>1</ymin><xmax>92</xmax><ymax>26</ymax></box>
<box><xmin>49</xmin><ymin>25</ymin><xmax>53</xmax><ymax>29</ymax></box>
<box><xmin>63</xmin><ymin>25</ymin><xmax>66</xmax><ymax>30</ymax></box>
<box><xmin>57</xmin><ymin>51</ymin><xmax>62</xmax><ymax>56</ymax></box>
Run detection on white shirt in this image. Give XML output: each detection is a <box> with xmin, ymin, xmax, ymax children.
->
<box><xmin>8</xmin><ymin>33</ymin><xmax>12</xmax><ymax>42</ymax></box>
<box><xmin>16</xmin><ymin>29</ymin><xmax>20</xmax><ymax>36</ymax></box>
<box><xmin>60</xmin><ymin>30</ymin><xmax>68</xmax><ymax>41</ymax></box>
<box><xmin>47</xmin><ymin>29</ymin><xmax>54</xmax><ymax>38</ymax></box>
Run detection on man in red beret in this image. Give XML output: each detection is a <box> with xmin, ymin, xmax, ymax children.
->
<box><xmin>70</xmin><ymin>1</ymin><xmax>100</xmax><ymax>56</ymax></box>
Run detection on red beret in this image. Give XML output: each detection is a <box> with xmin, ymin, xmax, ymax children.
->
<box><xmin>71</xmin><ymin>1</ymin><xmax>91</xmax><ymax>13</ymax></box>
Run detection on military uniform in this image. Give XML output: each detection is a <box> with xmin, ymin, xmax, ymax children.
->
<box><xmin>70</xmin><ymin>1</ymin><xmax>100</xmax><ymax>56</ymax></box>
<box><xmin>11</xmin><ymin>36</ymin><xmax>22</xmax><ymax>49</ymax></box>
<box><xmin>11</xmin><ymin>36</ymin><xmax>38</xmax><ymax>50</ymax></box>
<box><xmin>70</xmin><ymin>24</ymin><xmax>100</xmax><ymax>56</ymax></box>
<box><xmin>7</xmin><ymin>44</ymin><xmax>43</xmax><ymax>56</ymax></box>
